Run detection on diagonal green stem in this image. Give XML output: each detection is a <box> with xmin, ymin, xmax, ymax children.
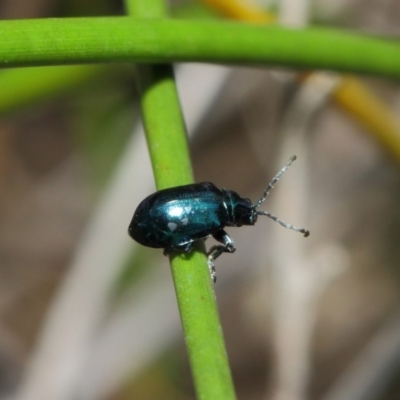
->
<box><xmin>126</xmin><ymin>1</ymin><xmax>236</xmax><ymax>399</ymax></box>
<box><xmin>0</xmin><ymin>65</ymin><xmax>105</xmax><ymax>115</ymax></box>
<box><xmin>0</xmin><ymin>18</ymin><xmax>399</xmax><ymax>79</ymax></box>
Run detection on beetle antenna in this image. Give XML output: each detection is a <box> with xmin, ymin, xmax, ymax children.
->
<box><xmin>254</xmin><ymin>155</ymin><xmax>297</xmax><ymax>209</ymax></box>
<box><xmin>257</xmin><ymin>210</ymin><xmax>310</xmax><ymax>237</ymax></box>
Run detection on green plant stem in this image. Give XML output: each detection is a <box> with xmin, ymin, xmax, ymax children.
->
<box><xmin>127</xmin><ymin>1</ymin><xmax>236</xmax><ymax>399</ymax></box>
<box><xmin>125</xmin><ymin>0</ymin><xmax>166</xmax><ymax>17</ymax></box>
<box><xmin>134</xmin><ymin>65</ymin><xmax>193</xmax><ymax>189</ymax></box>
<box><xmin>136</xmin><ymin>67</ymin><xmax>237</xmax><ymax>400</ymax></box>
<box><xmin>0</xmin><ymin>18</ymin><xmax>399</xmax><ymax>79</ymax></box>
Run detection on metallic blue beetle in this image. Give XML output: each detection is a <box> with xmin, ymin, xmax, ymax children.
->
<box><xmin>129</xmin><ymin>156</ymin><xmax>309</xmax><ymax>282</ymax></box>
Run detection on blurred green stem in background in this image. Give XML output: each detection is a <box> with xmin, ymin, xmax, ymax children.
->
<box><xmin>0</xmin><ymin>65</ymin><xmax>106</xmax><ymax>115</ymax></box>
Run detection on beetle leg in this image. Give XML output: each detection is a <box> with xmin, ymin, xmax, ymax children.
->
<box><xmin>207</xmin><ymin>259</ymin><xmax>217</xmax><ymax>284</ymax></box>
<box><xmin>209</xmin><ymin>230</ymin><xmax>236</xmax><ymax>258</ymax></box>
<box><xmin>178</xmin><ymin>242</ymin><xmax>195</xmax><ymax>253</ymax></box>
<box><xmin>207</xmin><ymin>230</ymin><xmax>236</xmax><ymax>283</ymax></box>
<box><xmin>164</xmin><ymin>242</ymin><xmax>194</xmax><ymax>256</ymax></box>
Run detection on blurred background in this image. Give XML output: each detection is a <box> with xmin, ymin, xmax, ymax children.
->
<box><xmin>1</xmin><ymin>0</ymin><xmax>400</xmax><ymax>399</ymax></box>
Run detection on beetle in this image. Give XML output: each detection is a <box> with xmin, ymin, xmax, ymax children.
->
<box><xmin>129</xmin><ymin>155</ymin><xmax>309</xmax><ymax>282</ymax></box>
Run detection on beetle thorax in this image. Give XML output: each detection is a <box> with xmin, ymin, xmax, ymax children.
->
<box><xmin>221</xmin><ymin>189</ymin><xmax>257</xmax><ymax>227</ymax></box>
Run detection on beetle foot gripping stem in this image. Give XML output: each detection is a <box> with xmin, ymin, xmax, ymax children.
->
<box><xmin>206</xmin><ymin>230</ymin><xmax>236</xmax><ymax>283</ymax></box>
<box><xmin>207</xmin><ymin>257</ymin><xmax>217</xmax><ymax>283</ymax></box>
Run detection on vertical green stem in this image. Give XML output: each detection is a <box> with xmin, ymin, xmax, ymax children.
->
<box><xmin>125</xmin><ymin>0</ymin><xmax>166</xmax><ymax>17</ymax></box>
<box><xmin>125</xmin><ymin>0</ymin><xmax>237</xmax><ymax>399</ymax></box>
<box><xmin>135</xmin><ymin>64</ymin><xmax>193</xmax><ymax>189</ymax></box>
